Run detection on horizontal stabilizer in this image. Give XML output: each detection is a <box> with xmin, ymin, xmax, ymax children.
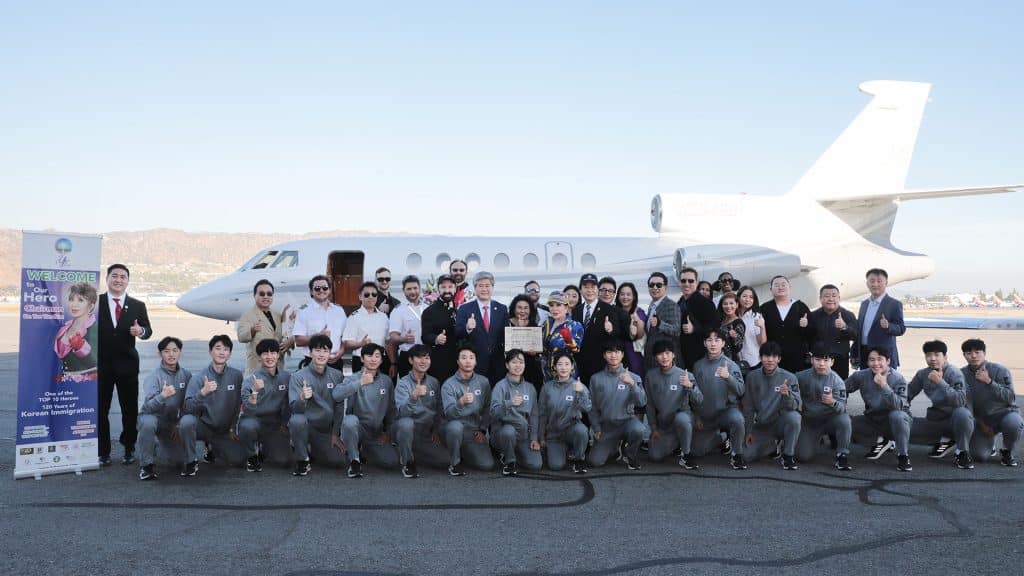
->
<box><xmin>818</xmin><ymin>184</ymin><xmax>1022</xmax><ymax>205</ymax></box>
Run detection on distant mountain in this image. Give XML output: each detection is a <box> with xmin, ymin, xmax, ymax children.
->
<box><xmin>0</xmin><ymin>228</ymin><xmax>394</xmax><ymax>294</ymax></box>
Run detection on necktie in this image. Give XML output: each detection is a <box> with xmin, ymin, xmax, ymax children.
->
<box><xmin>584</xmin><ymin>303</ymin><xmax>592</xmax><ymax>326</ymax></box>
<box><xmin>114</xmin><ymin>297</ymin><xmax>122</xmax><ymax>323</ymax></box>
<box><xmin>483</xmin><ymin>306</ymin><xmax>490</xmax><ymax>332</ymax></box>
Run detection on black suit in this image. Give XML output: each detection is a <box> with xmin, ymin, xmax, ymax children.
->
<box><xmin>97</xmin><ymin>293</ymin><xmax>152</xmax><ymax>458</ymax></box>
<box><xmin>677</xmin><ymin>293</ymin><xmax>719</xmax><ymax>370</ymax></box>
<box><xmin>572</xmin><ymin>300</ymin><xmax>621</xmax><ymax>385</ymax></box>
<box><xmin>421</xmin><ymin>299</ymin><xmax>457</xmax><ymax>383</ymax></box>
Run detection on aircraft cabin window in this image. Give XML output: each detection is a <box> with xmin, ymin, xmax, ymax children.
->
<box><xmin>436</xmin><ymin>252</ymin><xmax>451</xmax><ymax>270</ymax></box>
<box><xmin>523</xmin><ymin>252</ymin><xmax>539</xmax><ymax>269</ymax></box>
<box><xmin>551</xmin><ymin>253</ymin><xmax>569</xmax><ymax>270</ymax></box>
<box><xmin>250</xmin><ymin>251</ymin><xmax>280</xmax><ymax>270</ymax></box>
<box><xmin>406</xmin><ymin>253</ymin><xmax>422</xmax><ymax>270</ymax></box>
<box><xmin>581</xmin><ymin>253</ymin><xmax>597</xmax><ymax>269</ymax></box>
<box><xmin>269</xmin><ymin>250</ymin><xmax>299</xmax><ymax>269</ymax></box>
<box><xmin>493</xmin><ymin>252</ymin><xmax>510</xmax><ymax>270</ymax></box>
<box><xmin>465</xmin><ymin>253</ymin><xmax>481</xmax><ymax>271</ymax></box>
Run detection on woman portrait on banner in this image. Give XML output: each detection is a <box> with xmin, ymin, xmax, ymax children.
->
<box><xmin>54</xmin><ymin>281</ymin><xmax>99</xmax><ymax>376</ymax></box>
<box><xmin>541</xmin><ymin>291</ymin><xmax>584</xmax><ymax>381</ymax></box>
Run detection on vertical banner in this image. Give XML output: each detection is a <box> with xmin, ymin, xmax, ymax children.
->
<box><xmin>15</xmin><ymin>231</ymin><xmax>103</xmax><ymax>479</ymax></box>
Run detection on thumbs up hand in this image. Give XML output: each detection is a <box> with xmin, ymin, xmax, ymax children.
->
<box><xmin>927</xmin><ymin>369</ymin><xmax>944</xmax><ymax>384</ymax></box>
<box><xmin>252</xmin><ymin>377</ymin><xmax>265</xmax><ymax>392</ymax></box>
<box><xmin>301</xmin><ymin>381</ymin><xmax>313</xmax><ymax>400</ymax></box>
<box><xmin>200</xmin><ymin>375</ymin><xmax>218</xmax><ymax>397</ymax></box>
<box><xmin>715</xmin><ymin>360</ymin><xmax>729</xmax><ymax>379</ymax></box>
<box><xmin>873</xmin><ymin>371</ymin><xmax>888</xmax><ymax>388</ymax></box>
<box><xmin>360</xmin><ymin>370</ymin><xmax>375</xmax><ymax>386</ymax></box>
<box><xmin>682</xmin><ymin>316</ymin><xmax>694</xmax><ymax>334</ymax></box>
<box><xmin>649</xmin><ymin>313</ymin><xmax>659</xmax><ymax>328</ymax></box>
<box><xmin>130</xmin><ymin>319</ymin><xmax>143</xmax><ymax>337</ymax></box>
<box><xmin>251</xmin><ymin>319</ymin><xmax>262</xmax><ymax>337</ymax></box>
<box><xmin>435</xmin><ymin>329</ymin><xmax>447</xmax><ymax>346</ymax></box>
<box><xmin>160</xmin><ymin>380</ymin><xmax>176</xmax><ymax>398</ymax></box>
<box><xmin>404</xmin><ymin>329</ymin><xmax>415</xmax><ymax>344</ymax></box>
<box><xmin>879</xmin><ymin>314</ymin><xmax>889</xmax><ymax>330</ymax></box>
<box><xmin>603</xmin><ymin>315</ymin><xmax>613</xmax><ymax>334</ymax></box>
<box><xmin>466</xmin><ymin>314</ymin><xmax>477</xmax><ymax>332</ymax></box>
<box><xmin>834</xmin><ymin>315</ymin><xmax>846</xmax><ymax>330</ymax></box>
<box><xmin>680</xmin><ymin>372</ymin><xmax>693</xmax><ymax>389</ymax></box>
<box><xmin>779</xmin><ymin>379</ymin><xmax>790</xmax><ymax>396</ymax></box>
<box><xmin>799</xmin><ymin>313</ymin><xmax>808</xmax><ymax>328</ymax></box>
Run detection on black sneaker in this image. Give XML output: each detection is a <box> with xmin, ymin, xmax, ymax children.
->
<box><xmin>720</xmin><ymin>437</ymin><xmax>732</xmax><ymax>455</ymax></box>
<box><xmin>781</xmin><ymin>454</ymin><xmax>799</xmax><ymax>470</ymax></box>
<box><xmin>731</xmin><ymin>454</ymin><xmax>747</xmax><ymax>470</ymax></box>
<box><xmin>954</xmin><ymin>451</ymin><xmax>974</xmax><ymax>470</ymax></box>
<box><xmin>448</xmin><ymin>464</ymin><xmax>466</xmax><ymax>477</ymax></box>
<box><xmin>835</xmin><ymin>454</ymin><xmax>852</xmax><ymax>471</ymax></box>
<box><xmin>138</xmin><ymin>464</ymin><xmax>157</xmax><ymax>481</ymax></box>
<box><xmin>572</xmin><ymin>460</ymin><xmax>587</xmax><ymax>474</ymax></box>
<box><xmin>928</xmin><ymin>440</ymin><xmax>955</xmax><ymax>459</ymax></box>
<box><xmin>679</xmin><ymin>453</ymin><xmax>699</xmax><ymax>470</ymax></box>
<box><xmin>202</xmin><ymin>448</ymin><xmax>216</xmax><ymax>465</ymax></box>
<box><xmin>626</xmin><ymin>456</ymin><xmax>641</xmax><ymax>471</ymax></box>
<box><xmin>501</xmin><ymin>461</ymin><xmax>518</xmax><ymax>476</ymax></box>
<box><xmin>98</xmin><ymin>455</ymin><xmax>112</xmax><ymax>467</ymax></box>
<box><xmin>1000</xmin><ymin>449</ymin><xmax>1019</xmax><ymax>467</ymax></box>
<box><xmin>246</xmin><ymin>455</ymin><xmax>262</xmax><ymax>473</ymax></box>
<box><xmin>347</xmin><ymin>459</ymin><xmax>363</xmax><ymax>478</ymax></box>
<box><xmin>865</xmin><ymin>439</ymin><xmax>894</xmax><ymax>460</ymax></box>
<box><xmin>180</xmin><ymin>460</ymin><xmax>199</xmax><ymax>477</ymax></box>
<box><xmin>897</xmin><ymin>454</ymin><xmax>913</xmax><ymax>472</ymax></box>
<box><xmin>640</xmin><ymin>441</ymin><xmax>650</xmax><ymax>453</ymax></box>
<box><xmin>122</xmin><ymin>449</ymin><xmax>136</xmax><ymax>465</ymax></box>
<box><xmin>292</xmin><ymin>460</ymin><xmax>311</xmax><ymax>476</ymax></box>
<box><xmin>402</xmin><ymin>461</ymin><xmax>419</xmax><ymax>479</ymax></box>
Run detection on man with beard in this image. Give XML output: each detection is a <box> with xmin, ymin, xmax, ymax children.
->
<box><xmin>422</xmin><ymin>274</ymin><xmax>458</xmax><ymax>382</ymax></box>
<box><xmin>677</xmin><ymin>267</ymin><xmax>719</xmax><ymax>371</ymax></box>
<box><xmin>293</xmin><ymin>275</ymin><xmax>347</xmax><ymax>371</ymax></box>
<box><xmin>450</xmin><ymin>260</ymin><xmax>471</xmax><ymax>308</ymax></box>
<box><xmin>389</xmin><ymin>275</ymin><xmax>427</xmax><ymax>378</ymax></box>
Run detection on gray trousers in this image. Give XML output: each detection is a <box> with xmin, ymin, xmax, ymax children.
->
<box><xmin>137</xmin><ymin>414</ymin><xmax>186</xmax><ymax>468</ymax></box>
<box><xmin>909</xmin><ymin>407</ymin><xmax>974</xmax><ymax>451</ymax></box>
<box><xmin>588</xmin><ymin>419</ymin><xmax>647</xmax><ymax>468</ymax></box>
<box><xmin>237</xmin><ymin>415</ymin><xmax>292</xmax><ymax>465</ymax></box>
<box><xmin>745</xmin><ymin>411</ymin><xmax>801</xmax><ymax>462</ymax></box>
<box><xmin>444</xmin><ymin>420</ymin><xmax>495</xmax><ymax>470</ymax></box>
<box><xmin>691</xmin><ymin>407</ymin><xmax>746</xmax><ymax>456</ymax></box>
<box><xmin>852</xmin><ymin>411</ymin><xmax>912</xmax><ymax>456</ymax></box>
<box><xmin>288</xmin><ymin>414</ymin><xmax>347</xmax><ymax>467</ymax></box>
<box><xmin>970</xmin><ymin>411</ymin><xmax>1023</xmax><ymax>461</ymax></box>
<box><xmin>797</xmin><ymin>413</ymin><xmax>852</xmax><ymax>461</ymax></box>
<box><xmin>178</xmin><ymin>414</ymin><xmax>247</xmax><ymax>466</ymax></box>
<box><xmin>543</xmin><ymin>423</ymin><xmax>589</xmax><ymax>471</ymax></box>
<box><xmin>648</xmin><ymin>412</ymin><xmax>694</xmax><ymax>462</ymax></box>
<box><xmin>491</xmin><ymin>423</ymin><xmax>543</xmax><ymax>471</ymax></box>
<box><xmin>339</xmin><ymin>415</ymin><xmax>400</xmax><ymax>469</ymax></box>
<box><xmin>393</xmin><ymin>418</ymin><xmax>450</xmax><ymax>469</ymax></box>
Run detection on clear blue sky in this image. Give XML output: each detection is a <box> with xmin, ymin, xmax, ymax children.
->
<box><xmin>2</xmin><ymin>2</ymin><xmax>1021</xmax><ymax>293</ymax></box>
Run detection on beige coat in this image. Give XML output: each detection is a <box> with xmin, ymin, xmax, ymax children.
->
<box><xmin>237</xmin><ymin>305</ymin><xmax>283</xmax><ymax>375</ymax></box>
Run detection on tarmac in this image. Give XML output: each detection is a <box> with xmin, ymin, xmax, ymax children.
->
<box><xmin>1</xmin><ymin>314</ymin><xmax>1022</xmax><ymax>575</ymax></box>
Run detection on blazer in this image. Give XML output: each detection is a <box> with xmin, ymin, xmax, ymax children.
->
<box><xmin>98</xmin><ymin>293</ymin><xmax>152</xmax><ymax>377</ymax></box>
<box><xmin>852</xmin><ymin>294</ymin><xmax>905</xmax><ymax>368</ymax></box>
<box><xmin>643</xmin><ymin>297</ymin><xmax>681</xmax><ymax>370</ymax></box>
<box><xmin>454</xmin><ymin>299</ymin><xmax>509</xmax><ymax>382</ymax></box>
<box><xmin>572</xmin><ymin>299</ymin><xmax>621</xmax><ymax>384</ymax></box>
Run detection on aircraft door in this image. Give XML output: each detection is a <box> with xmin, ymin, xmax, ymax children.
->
<box><xmin>544</xmin><ymin>241</ymin><xmax>573</xmax><ymax>272</ymax></box>
<box><xmin>327</xmin><ymin>251</ymin><xmax>364</xmax><ymax>314</ymax></box>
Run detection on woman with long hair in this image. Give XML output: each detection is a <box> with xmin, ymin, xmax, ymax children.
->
<box><xmin>716</xmin><ymin>291</ymin><xmax>746</xmax><ymax>363</ymax></box>
<box><xmin>736</xmin><ymin>285</ymin><xmax>767</xmax><ymax>371</ymax></box>
<box><xmin>541</xmin><ymin>291</ymin><xmax>584</xmax><ymax>382</ymax></box>
<box><xmin>508</xmin><ymin>294</ymin><xmax>545</xmax><ymax>390</ymax></box>
<box><xmin>614</xmin><ymin>282</ymin><xmax>647</xmax><ymax>374</ymax></box>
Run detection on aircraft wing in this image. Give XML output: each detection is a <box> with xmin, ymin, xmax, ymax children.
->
<box><xmin>906</xmin><ymin>316</ymin><xmax>1024</xmax><ymax>330</ymax></box>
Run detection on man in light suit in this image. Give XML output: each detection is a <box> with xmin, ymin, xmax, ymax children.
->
<box><xmin>851</xmin><ymin>268</ymin><xmax>906</xmax><ymax>370</ymax></box>
<box><xmin>455</xmin><ymin>271</ymin><xmax>508</xmax><ymax>383</ymax></box>
<box><xmin>236</xmin><ymin>279</ymin><xmax>293</xmax><ymax>376</ymax></box>
<box><xmin>643</xmin><ymin>272</ymin><xmax>681</xmax><ymax>370</ymax></box>
<box><xmin>98</xmin><ymin>264</ymin><xmax>153</xmax><ymax>466</ymax></box>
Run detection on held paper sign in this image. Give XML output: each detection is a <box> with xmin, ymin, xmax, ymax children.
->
<box><xmin>504</xmin><ymin>327</ymin><xmax>543</xmax><ymax>353</ymax></box>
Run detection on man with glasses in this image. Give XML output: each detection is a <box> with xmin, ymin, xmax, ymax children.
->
<box><xmin>237</xmin><ymin>279</ymin><xmax>294</xmax><ymax>375</ymax></box>
<box><xmin>294</xmin><ymin>275</ymin><xmax>347</xmax><ymax>371</ymax></box>
<box><xmin>677</xmin><ymin>267</ymin><xmax>719</xmax><ymax>370</ymax></box>
<box><xmin>343</xmin><ymin>281</ymin><xmax>393</xmax><ymax>374</ymax></box>
<box><xmin>450</xmin><ymin>260</ymin><xmax>472</xmax><ymax>308</ymax></box>
<box><xmin>524</xmin><ymin>280</ymin><xmax>549</xmax><ymax>324</ymax></box>
<box><xmin>598</xmin><ymin>276</ymin><xmax>632</xmax><ymax>358</ymax></box>
<box><xmin>573</xmin><ymin>273</ymin><xmax>620</xmax><ymax>385</ymax></box>
<box><xmin>643</xmin><ymin>272</ymin><xmax>681</xmax><ymax>369</ymax></box>
<box><xmin>374</xmin><ymin>267</ymin><xmax>402</xmax><ymax>316</ymax></box>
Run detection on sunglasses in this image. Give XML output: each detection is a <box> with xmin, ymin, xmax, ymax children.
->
<box><xmin>680</xmin><ymin>278</ymin><xmax>697</xmax><ymax>284</ymax></box>
<box><xmin>362</xmin><ymin>292</ymin><xmax>379</xmax><ymax>298</ymax></box>
<box><xmin>526</xmin><ymin>288</ymin><xmax>539</xmax><ymax>293</ymax></box>
<box><xmin>648</xmin><ymin>282</ymin><xmax>665</xmax><ymax>288</ymax></box>
<box><xmin>313</xmin><ymin>286</ymin><xmax>330</xmax><ymax>292</ymax></box>
<box><xmin>376</xmin><ymin>277</ymin><xmax>391</xmax><ymax>282</ymax></box>
<box><xmin>257</xmin><ymin>291</ymin><xmax>273</xmax><ymax>297</ymax></box>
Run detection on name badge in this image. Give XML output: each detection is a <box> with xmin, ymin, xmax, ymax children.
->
<box><xmin>670</xmin><ymin>385</ymin><xmax>678</xmax><ymax>391</ymax></box>
<box><xmin>566</xmin><ymin>395</ymin><xmax>574</xmax><ymax>401</ymax></box>
<box><xmin>379</xmin><ymin>388</ymin><xmax>387</xmax><ymax>395</ymax></box>
<box><xmin>474</xmin><ymin>389</ymin><xmax>482</xmax><ymax>395</ymax></box>
<box><xmin>617</xmin><ymin>384</ymin><xmax>626</xmax><ymax>390</ymax></box>
<box><xmin>227</xmin><ymin>384</ymin><xmax>235</xmax><ymax>391</ymax></box>
<box><xmin>278</xmin><ymin>384</ymin><xmax>286</xmax><ymax>391</ymax></box>
<box><xmin>327</xmin><ymin>382</ymin><xmax>335</xmax><ymax>389</ymax></box>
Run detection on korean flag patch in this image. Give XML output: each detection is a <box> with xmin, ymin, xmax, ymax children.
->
<box><xmin>522</xmin><ymin>395</ymin><xmax>529</xmax><ymax>401</ymax></box>
<box><xmin>429</xmin><ymin>390</ymin><xmax>435</xmax><ymax>396</ymax></box>
<box><xmin>380</xmin><ymin>388</ymin><xmax>387</xmax><ymax>395</ymax></box>
<box><xmin>474</xmin><ymin>389</ymin><xmax>482</xmax><ymax>395</ymax></box>
<box><xmin>179</xmin><ymin>382</ymin><xmax>186</xmax><ymax>389</ymax></box>
<box><xmin>278</xmin><ymin>384</ymin><xmax>286</xmax><ymax>391</ymax></box>
<box><xmin>227</xmin><ymin>384</ymin><xmax>235</xmax><ymax>391</ymax></box>
<box><xmin>566</xmin><ymin>395</ymin><xmax>574</xmax><ymax>401</ymax></box>
<box><xmin>327</xmin><ymin>382</ymin><xmax>335</xmax><ymax>389</ymax></box>
<box><xmin>617</xmin><ymin>384</ymin><xmax>626</xmax><ymax>390</ymax></box>
<box><xmin>670</xmin><ymin>384</ymin><xmax>678</xmax><ymax>391</ymax></box>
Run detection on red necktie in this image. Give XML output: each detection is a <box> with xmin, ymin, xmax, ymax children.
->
<box><xmin>483</xmin><ymin>306</ymin><xmax>490</xmax><ymax>332</ymax></box>
<box><xmin>114</xmin><ymin>297</ymin><xmax>122</xmax><ymax>323</ymax></box>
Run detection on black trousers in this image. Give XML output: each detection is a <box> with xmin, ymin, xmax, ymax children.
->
<box><xmin>98</xmin><ymin>370</ymin><xmax>139</xmax><ymax>457</ymax></box>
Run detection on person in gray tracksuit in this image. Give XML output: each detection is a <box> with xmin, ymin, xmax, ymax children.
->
<box><xmin>742</xmin><ymin>340</ymin><xmax>802</xmax><ymax>467</ymax></box>
<box><xmin>490</xmin><ymin>349</ymin><xmax>543</xmax><ymax>474</ymax></box>
<box><xmin>846</xmin><ymin>346</ymin><xmax>913</xmax><ymax>470</ymax></box>
<box><xmin>644</xmin><ymin>338</ymin><xmax>703</xmax><ymax>466</ymax></box>
<box><xmin>288</xmin><ymin>334</ymin><xmax>347</xmax><ymax>474</ymax></box>
<box><xmin>690</xmin><ymin>328</ymin><xmax>747</xmax><ymax>467</ymax></box>
<box><xmin>587</xmin><ymin>342</ymin><xmax>648</xmax><ymax>469</ymax></box>
<box><xmin>137</xmin><ymin>336</ymin><xmax>191</xmax><ymax>479</ymax></box>
<box><xmin>441</xmin><ymin>343</ymin><xmax>496</xmax><ymax>473</ymax></box>
<box><xmin>394</xmin><ymin>344</ymin><xmax>449</xmax><ymax>475</ymax></box>
<box><xmin>333</xmin><ymin>343</ymin><xmax>401</xmax><ymax>474</ymax></box>
<box><xmin>795</xmin><ymin>344</ymin><xmax>852</xmax><ymax>468</ymax></box>
<box><xmin>961</xmin><ymin>338</ymin><xmax>1021</xmax><ymax>466</ymax></box>
<box><xmin>907</xmin><ymin>340</ymin><xmax>974</xmax><ymax>466</ymax></box>
<box><xmin>238</xmin><ymin>339</ymin><xmax>292</xmax><ymax>470</ymax></box>
<box><xmin>538</xmin><ymin>350</ymin><xmax>592</xmax><ymax>472</ymax></box>
<box><xmin>180</xmin><ymin>335</ymin><xmax>247</xmax><ymax>472</ymax></box>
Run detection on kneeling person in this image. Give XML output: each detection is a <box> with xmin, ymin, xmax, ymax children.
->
<box><xmin>238</xmin><ymin>339</ymin><xmax>292</xmax><ymax>472</ymax></box>
<box><xmin>137</xmin><ymin>337</ymin><xmax>191</xmax><ymax>480</ymax></box>
<box><xmin>334</xmin><ymin>343</ymin><xmax>400</xmax><ymax>478</ymax></box>
<box><xmin>962</xmin><ymin>338</ymin><xmax>1021</xmax><ymax>466</ymax></box>
<box><xmin>288</xmin><ymin>334</ymin><xmax>346</xmax><ymax>476</ymax></box>
<box><xmin>908</xmin><ymin>340</ymin><xmax>975</xmax><ymax>469</ymax></box>
<box><xmin>587</xmin><ymin>342</ymin><xmax>647</xmax><ymax>470</ymax></box>
<box><xmin>180</xmin><ymin>335</ymin><xmax>247</xmax><ymax>476</ymax></box>
<box><xmin>691</xmin><ymin>329</ymin><xmax>747</xmax><ymax>469</ymax></box>
<box><xmin>847</xmin><ymin>346</ymin><xmax>913</xmax><ymax>471</ymax></box>
<box><xmin>490</xmin><ymin>349</ymin><xmax>543</xmax><ymax>475</ymax></box>
<box><xmin>538</xmin><ymin>351</ymin><xmax>592</xmax><ymax>473</ymax></box>
<box><xmin>742</xmin><ymin>341</ymin><xmax>802</xmax><ymax>469</ymax></box>
<box><xmin>394</xmin><ymin>345</ymin><xmax>449</xmax><ymax>478</ymax></box>
<box><xmin>441</xmin><ymin>343</ymin><xmax>495</xmax><ymax>475</ymax></box>
<box><xmin>644</xmin><ymin>339</ymin><xmax>703</xmax><ymax>469</ymax></box>
<box><xmin>795</xmin><ymin>344</ymin><xmax>853</xmax><ymax>470</ymax></box>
